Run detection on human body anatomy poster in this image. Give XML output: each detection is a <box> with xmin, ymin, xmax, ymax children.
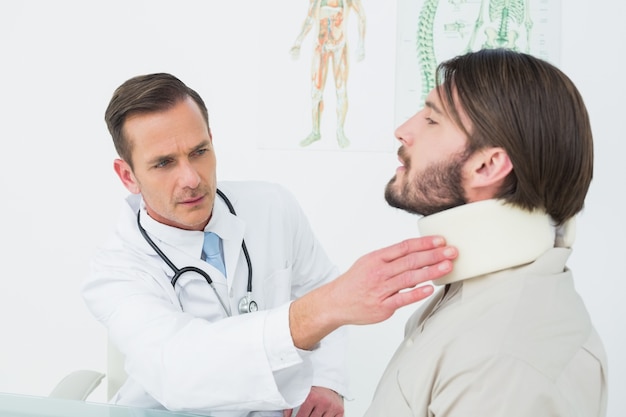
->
<box><xmin>259</xmin><ymin>0</ymin><xmax>560</xmax><ymax>152</ymax></box>
<box><xmin>395</xmin><ymin>0</ymin><xmax>561</xmax><ymax>125</ymax></box>
<box><xmin>258</xmin><ymin>0</ymin><xmax>397</xmax><ymax>152</ymax></box>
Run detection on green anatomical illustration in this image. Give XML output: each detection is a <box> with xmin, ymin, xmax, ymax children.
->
<box><xmin>416</xmin><ymin>0</ymin><xmax>536</xmax><ymax>102</ymax></box>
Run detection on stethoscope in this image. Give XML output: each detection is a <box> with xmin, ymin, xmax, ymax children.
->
<box><xmin>137</xmin><ymin>189</ymin><xmax>258</xmax><ymax>316</ymax></box>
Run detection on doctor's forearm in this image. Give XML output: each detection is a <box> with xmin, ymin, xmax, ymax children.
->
<box><xmin>289</xmin><ymin>281</ymin><xmax>344</xmax><ymax>350</ymax></box>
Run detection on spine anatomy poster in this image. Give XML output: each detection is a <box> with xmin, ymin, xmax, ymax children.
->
<box><xmin>395</xmin><ymin>0</ymin><xmax>561</xmax><ymax>125</ymax></box>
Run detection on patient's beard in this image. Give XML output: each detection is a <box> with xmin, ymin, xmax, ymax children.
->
<box><xmin>385</xmin><ymin>150</ymin><xmax>470</xmax><ymax>216</ymax></box>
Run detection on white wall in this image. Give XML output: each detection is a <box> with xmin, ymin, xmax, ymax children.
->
<box><xmin>0</xmin><ymin>1</ymin><xmax>623</xmax><ymax>416</ymax></box>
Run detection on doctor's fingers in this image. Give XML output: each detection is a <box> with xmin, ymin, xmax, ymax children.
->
<box><xmin>381</xmin><ymin>241</ymin><xmax>457</xmax><ymax>284</ymax></box>
<box><xmin>346</xmin><ymin>238</ymin><xmax>455</xmax><ymax>291</ymax></box>
<box><xmin>373</xmin><ymin>252</ymin><xmax>455</xmax><ymax>313</ymax></box>
<box><xmin>377</xmin><ymin>235</ymin><xmax>449</xmax><ymax>263</ymax></box>
<box><xmin>347</xmin><ymin>235</ymin><xmax>451</xmax><ymax>280</ymax></box>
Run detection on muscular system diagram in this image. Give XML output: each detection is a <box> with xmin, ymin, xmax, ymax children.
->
<box><xmin>290</xmin><ymin>0</ymin><xmax>366</xmax><ymax>149</ymax></box>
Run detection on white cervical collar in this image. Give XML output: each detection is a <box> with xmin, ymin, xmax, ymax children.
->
<box><xmin>417</xmin><ymin>199</ymin><xmax>576</xmax><ymax>285</ymax></box>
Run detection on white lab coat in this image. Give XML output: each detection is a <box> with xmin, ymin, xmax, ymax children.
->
<box><xmin>82</xmin><ymin>181</ymin><xmax>348</xmax><ymax>417</ymax></box>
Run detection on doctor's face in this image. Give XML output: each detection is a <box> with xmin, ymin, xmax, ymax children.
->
<box><xmin>385</xmin><ymin>88</ymin><xmax>472</xmax><ymax>216</ymax></box>
<box><xmin>114</xmin><ymin>97</ymin><xmax>217</xmax><ymax>231</ymax></box>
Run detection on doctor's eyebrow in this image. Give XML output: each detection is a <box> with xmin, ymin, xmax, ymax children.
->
<box><xmin>191</xmin><ymin>140</ymin><xmax>212</xmax><ymax>152</ymax></box>
<box><xmin>145</xmin><ymin>151</ymin><xmax>176</xmax><ymax>167</ymax></box>
<box><xmin>145</xmin><ymin>140</ymin><xmax>213</xmax><ymax>167</ymax></box>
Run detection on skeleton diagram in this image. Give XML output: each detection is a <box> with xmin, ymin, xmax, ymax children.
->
<box><xmin>290</xmin><ymin>0</ymin><xmax>366</xmax><ymax>149</ymax></box>
<box><xmin>466</xmin><ymin>0</ymin><xmax>533</xmax><ymax>52</ymax></box>
<box><xmin>417</xmin><ymin>0</ymin><xmax>533</xmax><ymax>102</ymax></box>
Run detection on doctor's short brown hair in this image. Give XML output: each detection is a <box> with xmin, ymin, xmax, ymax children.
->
<box><xmin>437</xmin><ymin>48</ymin><xmax>593</xmax><ymax>225</ymax></box>
<box><xmin>104</xmin><ymin>73</ymin><xmax>210</xmax><ymax>170</ymax></box>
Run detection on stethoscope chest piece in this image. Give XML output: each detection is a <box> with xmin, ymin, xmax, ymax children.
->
<box><xmin>239</xmin><ymin>293</ymin><xmax>258</xmax><ymax>314</ymax></box>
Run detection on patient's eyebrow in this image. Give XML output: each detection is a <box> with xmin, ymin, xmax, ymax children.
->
<box><xmin>424</xmin><ymin>100</ymin><xmax>443</xmax><ymax>115</ymax></box>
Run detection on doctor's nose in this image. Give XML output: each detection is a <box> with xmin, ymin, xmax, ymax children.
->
<box><xmin>176</xmin><ymin>161</ymin><xmax>202</xmax><ymax>189</ymax></box>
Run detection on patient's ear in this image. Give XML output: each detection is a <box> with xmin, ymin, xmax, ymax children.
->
<box><xmin>464</xmin><ymin>147</ymin><xmax>512</xmax><ymax>199</ymax></box>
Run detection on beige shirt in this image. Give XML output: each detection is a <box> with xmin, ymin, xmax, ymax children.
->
<box><xmin>364</xmin><ymin>247</ymin><xmax>607</xmax><ymax>416</ymax></box>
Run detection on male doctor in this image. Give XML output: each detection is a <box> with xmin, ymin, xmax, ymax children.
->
<box><xmin>81</xmin><ymin>72</ymin><xmax>457</xmax><ymax>417</ymax></box>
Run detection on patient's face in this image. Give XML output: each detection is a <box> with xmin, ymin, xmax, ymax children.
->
<box><xmin>384</xmin><ymin>87</ymin><xmax>472</xmax><ymax>216</ymax></box>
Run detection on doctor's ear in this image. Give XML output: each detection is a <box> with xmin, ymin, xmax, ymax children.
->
<box><xmin>113</xmin><ymin>158</ymin><xmax>141</xmax><ymax>194</ymax></box>
<box><xmin>464</xmin><ymin>147</ymin><xmax>513</xmax><ymax>198</ymax></box>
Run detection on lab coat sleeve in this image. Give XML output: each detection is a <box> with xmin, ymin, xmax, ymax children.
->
<box><xmin>276</xmin><ymin>186</ymin><xmax>350</xmax><ymax>399</ymax></box>
<box><xmin>83</xmin><ymin>244</ymin><xmax>311</xmax><ymax>413</ymax></box>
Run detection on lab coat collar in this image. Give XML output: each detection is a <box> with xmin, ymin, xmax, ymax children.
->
<box><xmin>135</xmin><ymin>192</ymin><xmax>246</xmax><ymax>292</ymax></box>
<box><xmin>417</xmin><ymin>199</ymin><xmax>576</xmax><ymax>285</ymax></box>
<box><xmin>137</xmin><ymin>200</ymin><xmax>204</xmax><ymax>260</ymax></box>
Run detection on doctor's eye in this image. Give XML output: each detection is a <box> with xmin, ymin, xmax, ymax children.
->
<box><xmin>191</xmin><ymin>147</ymin><xmax>211</xmax><ymax>159</ymax></box>
<box><xmin>154</xmin><ymin>158</ymin><xmax>173</xmax><ymax>169</ymax></box>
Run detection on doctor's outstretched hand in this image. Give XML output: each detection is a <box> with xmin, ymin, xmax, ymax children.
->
<box><xmin>289</xmin><ymin>236</ymin><xmax>457</xmax><ymax>350</ymax></box>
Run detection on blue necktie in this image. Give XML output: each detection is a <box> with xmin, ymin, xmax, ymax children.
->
<box><xmin>203</xmin><ymin>232</ymin><xmax>226</xmax><ymax>276</ymax></box>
